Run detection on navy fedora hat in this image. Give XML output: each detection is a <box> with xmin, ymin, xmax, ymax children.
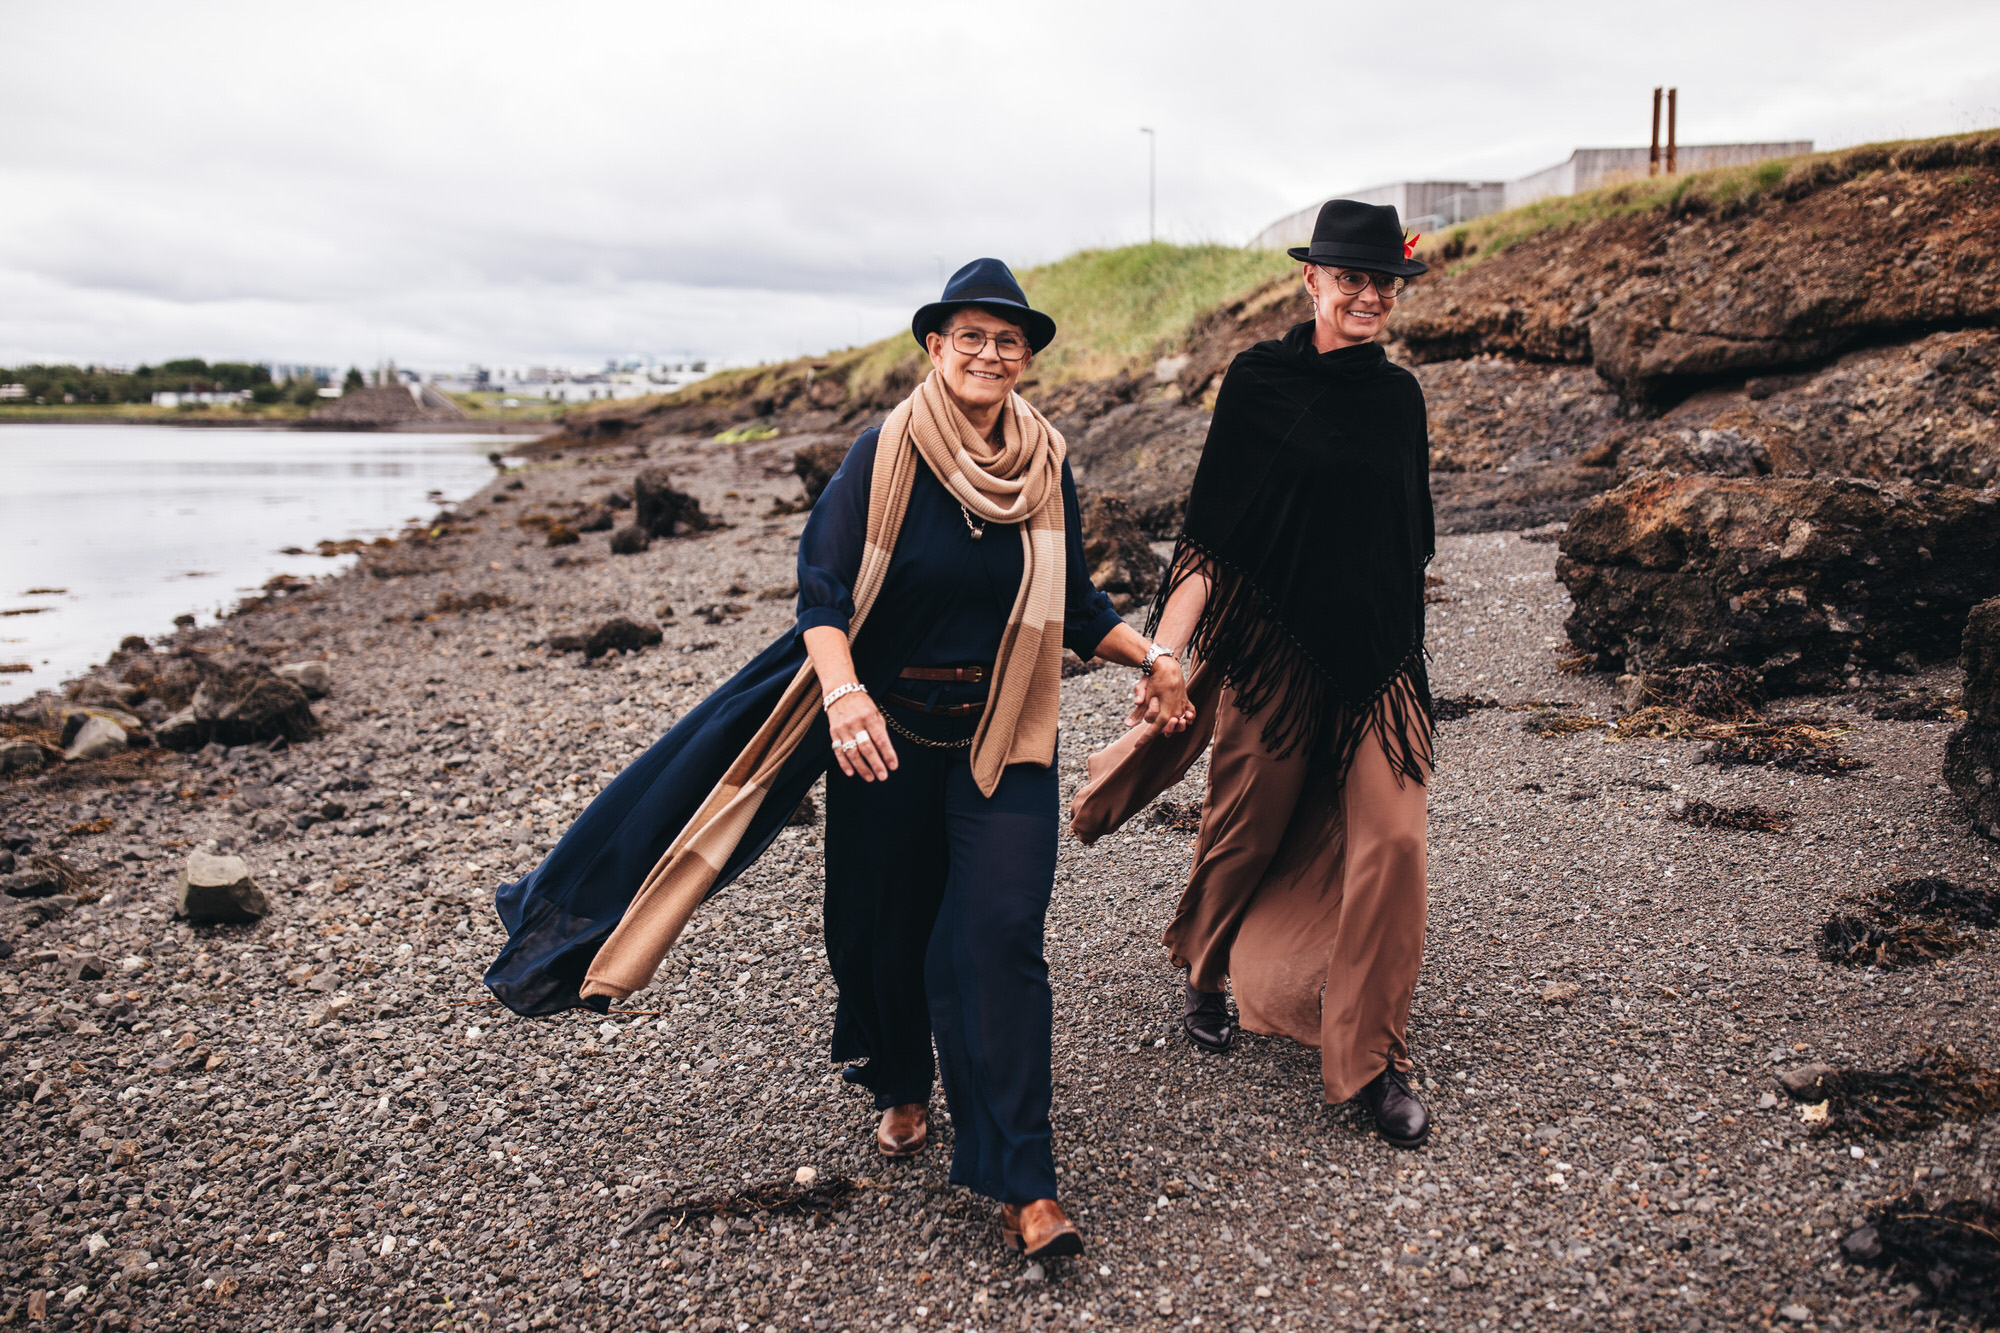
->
<box><xmin>1286</xmin><ymin>199</ymin><xmax>1429</xmax><ymax>278</ymax></box>
<box><xmin>911</xmin><ymin>258</ymin><xmax>1058</xmax><ymax>354</ymax></box>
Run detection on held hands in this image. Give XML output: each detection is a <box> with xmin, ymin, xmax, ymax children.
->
<box><xmin>1126</xmin><ymin>657</ymin><xmax>1195</xmax><ymax>745</ymax></box>
<box><xmin>828</xmin><ymin>691</ymin><xmax>898</xmax><ymax>781</ymax></box>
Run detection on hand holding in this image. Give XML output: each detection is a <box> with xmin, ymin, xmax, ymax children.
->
<box><xmin>1125</xmin><ymin>658</ymin><xmax>1195</xmax><ymax>745</ymax></box>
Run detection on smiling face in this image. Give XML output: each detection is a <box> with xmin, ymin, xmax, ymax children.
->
<box><xmin>926</xmin><ymin>306</ymin><xmax>1030</xmax><ymax>423</ymax></box>
<box><xmin>1302</xmin><ymin>264</ymin><xmax>1398</xmax><ymax>351</ymax></box>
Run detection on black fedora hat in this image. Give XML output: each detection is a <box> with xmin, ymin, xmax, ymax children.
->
<box><xmin>911</xmin><ymin>258</ymin><xmax>1058</xmax><ymax>354</ymax></box>
<box><xmin>1286</xmin><ymin>199</ymin><xmax>1429</xmax><ymax>278</ymax></box>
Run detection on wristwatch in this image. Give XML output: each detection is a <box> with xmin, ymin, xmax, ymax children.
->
<box><xmin>1140</xmin><ymin>643</ymin><xmax>1177</xmax><ymax>677</ymax></box>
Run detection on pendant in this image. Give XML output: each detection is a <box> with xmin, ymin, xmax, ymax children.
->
<box><xmin>960</xmin><ymin>504</ymin><xmax>985</xmax><ymax>540</ymax></box>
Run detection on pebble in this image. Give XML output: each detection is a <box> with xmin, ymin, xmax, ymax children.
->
<box><xmin>0</xmin><ymin>440</ymin><xmax>1990</xmax><ymax>1333</ymax></box>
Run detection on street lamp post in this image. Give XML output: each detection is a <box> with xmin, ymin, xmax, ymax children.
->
<box><xmin>1139</xmin><ymin>127</ymin><xmax>1155</xmax><ymax>243</ymax></box>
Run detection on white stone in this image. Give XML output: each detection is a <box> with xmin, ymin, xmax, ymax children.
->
<box><xmin>64</xmin><ymin>715</ymin><xmax>128</xmax><ymax>762</ymax></box>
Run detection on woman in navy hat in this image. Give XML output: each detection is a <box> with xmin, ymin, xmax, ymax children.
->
<box><xmin>1071</xmin><ymin>201</ymin><xmax>1440</xmax><ymax>1148</ymax></box>
<box><xmin>486</xmin><ymin>258</ymin><xmax>1193</xmax><ymax>1258</ymax></box>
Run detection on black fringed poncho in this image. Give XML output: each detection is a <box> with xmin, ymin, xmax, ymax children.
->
<box><xmin>1149</xmin><ymin>322</ymin><xmax>1435</xmax><ymax>786</ymax></box>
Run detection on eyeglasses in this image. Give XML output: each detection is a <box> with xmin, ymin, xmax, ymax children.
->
<box><xmin>941</xmin><ymin>327</ymin><xmax>1031</xmax><ymax>361</ymax></box>
<box><xmin>1319</xmin><ymin>268</ymin><xmax>1406</xmax><ymax>299</ymax></box>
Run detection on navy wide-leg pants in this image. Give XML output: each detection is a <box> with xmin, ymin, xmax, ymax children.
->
<box><xmin>823</xmin><ymin>698</ymin><xmax>1059</xmax><ymax>1205</ymax></box>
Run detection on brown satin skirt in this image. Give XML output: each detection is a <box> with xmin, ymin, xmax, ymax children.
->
<box><xmin>1162</xmin><ymin>684</ymin><xmax>1430</xmax><ymax>1104</ymax></box>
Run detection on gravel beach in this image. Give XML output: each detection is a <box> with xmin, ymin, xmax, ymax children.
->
<box><xmin>3</xmin><ymin>435</ymin><xmax>1996</xmax><ymax>1333</ymax></box>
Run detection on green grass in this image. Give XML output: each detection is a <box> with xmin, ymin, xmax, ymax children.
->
<box><xmin>1015</xmin><ymin>242</ymin><xmax>1298</xmax><ymax>382</ymax></box>
<box><xmin>1416</xmin><ymin>127</ymin><xmax>2000</xmax><ymax>273</ymax></box>
<box><xmin>565</xmin><ymin>242</ymin><xmax>1298</xmax><ymax>426</ymax></box>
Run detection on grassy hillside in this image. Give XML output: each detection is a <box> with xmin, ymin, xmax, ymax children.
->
<box><xmin>561</xmin><ymin>242</ymin><xmax>1296</xmax><ymax>430</ymax></box>
<box><xmin>1415</xmin><ymin>128</ymin><xmax>2000</xmax><ymax>273</ymax></box>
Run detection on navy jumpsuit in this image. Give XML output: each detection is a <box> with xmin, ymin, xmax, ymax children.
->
<box><xmin>796</xmin><ymin>427</ymin><xmax>1121</xmax><ymax>1204</ymax></box>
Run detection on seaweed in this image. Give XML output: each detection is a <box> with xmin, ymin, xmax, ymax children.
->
<box><xmin>1781</xmin><ymin>1045</ymin><xmax>2000</xmax><ymax>1139</ymax></box>
<box><xmin>1432</xmin><ymin>694</ymin><xmax>1499</xmax><ymax>722</ymax></box>
<box><xmin>1145</xmin><ymin>800</ymin><xmax>1203</xmax><ymax>834</ymax></box>
<box><xmin>621</xmin><ymin>1173</ymin><xmax>865</xmax><ymax>1237</ymax></box>
<box><xmin>1668</xmin><ymin>799</ymin><xmax>1793</xmax><ymax>833</ymax></box>
<box><xmin>1820</xmin><ymin>876</ymin><xmax>1999</xmax><ymax>968</ymax></box>
<box><xmin>1843</xmin><ymin>1190</ymin><xmax>2000</xmax><ymax>1324</ymax></box>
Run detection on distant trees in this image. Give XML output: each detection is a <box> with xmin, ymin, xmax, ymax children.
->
<box><xmin>342</xmin><ymin>367</ymin><xmax>365</xmax><ymax>394</ymax></box>
<box><xmin>0</xmin><ymin>359</ymin><xmax>292</xmax><ymax>405</ymax></box>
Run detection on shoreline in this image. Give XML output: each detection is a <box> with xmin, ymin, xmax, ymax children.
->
<box><xmin>0</xmin><ymin>413</ymin><xmax>560</xmax><ymax>435</ymax></box>
<box><xmin>0</xmin><ymin>430</ymin><xmax>1991</xmax><ymax>1331</ymax></box>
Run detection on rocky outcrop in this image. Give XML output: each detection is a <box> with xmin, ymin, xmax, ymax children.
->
<box><xmin>1079</xmin><ymin>495</ymin><xmax>1164</xmax><ymax>610</ymax></box>
<box><xmin>633</xmin><ymin>467</ymin><xmax>719</xmax><ymax>538</ymax></box>
<box><xmin>1556</xmin><ymin>473</ymin><xmax>2000</xmax><ymax>690</ymax></box>
<box><xmin>792</xmin><ymin>441</ymin><xmax>852</xmax><ymax>507</ymax></box>
<box><xmin>1602</xmin><ymin>329</ymin><xmax>2000</xmax><ymax>487</ymax></box>
<box><xmin>306</xmin><ymin>383</ymin><xmax>467</xmax><ymax>427</ymax></box>
<box><xmin>1395</xmin><ymin>139</ymin><xmax>2000</xmax><ymax>401</ymax></box>
<box><xmin>1944</xmin><ymin>597</ymin><xmax>2000</xmax><ymax>839</ymax></box>
<box><xmin>177</xmin><ymin>851</ymin><xmax>270</xmax><ymax>923</ymax></box>
<box><xmin>127</xmin><ymin>657</ymin><xmax>320</xmax><ymax>751</ymax></box>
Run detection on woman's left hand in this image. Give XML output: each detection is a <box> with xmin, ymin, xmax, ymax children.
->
<box><xmin>1127</xmin><ymin>657</ymin><xmax>1195</xmax><ymax>743</ymax></box>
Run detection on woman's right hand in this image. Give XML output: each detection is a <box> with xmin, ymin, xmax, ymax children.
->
<box><xmin>828</xmin><ymin>692</ymin><xmax>898</xmax><ymax>781</ymax></box>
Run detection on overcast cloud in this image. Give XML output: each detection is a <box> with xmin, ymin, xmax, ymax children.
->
<box><xmin>4</xmin><ymin>0</ymin><xmax>1997</xmax><ymax>371</ymax></box>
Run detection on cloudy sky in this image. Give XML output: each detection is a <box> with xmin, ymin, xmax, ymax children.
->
<box><xmin>4</xmin><ymin>0</ymin><xmax>1996</xmax><ymax>372</ymax></box>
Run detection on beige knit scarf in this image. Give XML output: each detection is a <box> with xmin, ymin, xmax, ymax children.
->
<box><xmin>579</xmin><ymin>372</ymin><xmax>1068</xmax><ymax>1005</ymax></box>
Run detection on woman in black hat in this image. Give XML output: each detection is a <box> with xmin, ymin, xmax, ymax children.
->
<box><xmin>1070</xmin><ymin>201</ymin><xmax>1439</xmax><ymax>1148</ymax></box>
<box><xmin>486</xmin><ymin>257</ymin><xmax>1193</xmax><ymax>1257</ymax></box>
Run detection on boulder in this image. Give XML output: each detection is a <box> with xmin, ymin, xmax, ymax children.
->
<box><xmin>1944</xmin><ymin>596</ymin><xmax>2000</xmax><ymax>840</ymax></box>
<box><xmin>274</xmin><ymin>661</ymin><xmax>332</xmax><ymax>699</ymax></box>
<box><xmin>188</xmin><ymin>665</ymin><xmax>318</xmax><ymax>749</ymax></box>
<box><xmin>1079</xmin><ymin>494</ymin><xmax>1165</xmax><ymax>610</ymax></box>
<box><xmin>1556</xmin><ymin>474</ymin><xmax>2000</xmax><ymax>690</ymax></box>
<box><xmin>0</xmin><ymin>739</ymin><xmax>46</xmax><ymax>775</ymax></box>
<box><xmin>155</xmin><ymin>707</ymin><xmax>202</xmax><ymax>752</ymax></box>
<box><xmin>176</xmin><ymin>851</ymin><xmax>270</xmax><ymax>923</ymax></box>
<box><xmin>62</xmin><ymin>715</ymin><xmax>128</xmax><ymax>762</ymax></box>
<box><xmin>578</xmin><ymin>505</ymin><xmax>616</xmax><ymax>533</ymax></box>
<box><xmin>633</xmin><ymin>467</ymin><xmax>717</xmax><ymax>538</ymax></box>
<box><xmin>609</xmin><ymin>523</ymin><xmax>650</xmax><ymax>556</ymax></box>
<box><xmin>791</xmin><ymin>441</ymin><xmax>852</xmax><ymax>508</ymax></box>
<box><xmin>582</xmin><ymin>618</ymin><xmax>663</xmax><ymax>659</ymax></box>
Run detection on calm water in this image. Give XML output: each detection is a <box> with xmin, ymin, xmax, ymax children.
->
<box><xmin>0</xmin><ymin>424</ymin><xmax>530</xmax><ymax>703</ymax></box>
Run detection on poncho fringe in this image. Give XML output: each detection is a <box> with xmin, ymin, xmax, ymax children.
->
<box><xmin>1148</xmin><ymin>535</ymin><xmax>1433</xmax><ymax>789</ymax></box>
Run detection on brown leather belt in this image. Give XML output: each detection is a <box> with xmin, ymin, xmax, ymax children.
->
<box><xmin>886</xmin><ymin>696</ymin><xmax>986</xmax><ymax>718</ymax></box>
<box><xmin>898</xmin><ymin>665</ymin><xmax>987</xmax><ymax>682</ymax></box>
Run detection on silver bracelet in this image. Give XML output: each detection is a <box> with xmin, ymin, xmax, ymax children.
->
<box><xmin>1140</xmin><ymin>642</ymin><xmax>1177</xmax><ymax>677</ymax></box>
<box><xmin>822</xmin><ymin>682</ymin><xmax>869</xmax><ymax>711</ymax></box>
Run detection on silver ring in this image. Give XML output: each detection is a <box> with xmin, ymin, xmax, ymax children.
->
<box><xmin>854</xmin><ymin>730</ymin><xmax>871</xmax><ymax>747</ymax></box>
<box><xmin>835</xmin><ymin>738</ymin><xmax>857</xmax><ymax>752</ymax></box>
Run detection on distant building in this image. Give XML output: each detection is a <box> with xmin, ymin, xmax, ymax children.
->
<box><xmin>1503</xmin><ymin>142</ymin><xmax>1813</xmax><ymax>210</ymax></box>
<box><xmin>151</xmin><ymin>390</ymin><xmax>252</xmax><ymax>407</ymax></box>
<box><xmin>0</xmin><ymin>384</ymin><xmax>25</xmax><ymax>400</ymax></box>
<box><xmin>1253</xmin><ymin>181</ymin><xmax>1506</xmax><ymax>251</ymax></box>
<box><xmin>1255</xmin><ymin>140</ymin><xmax>1813</xmax><ymax>250</ymax></box>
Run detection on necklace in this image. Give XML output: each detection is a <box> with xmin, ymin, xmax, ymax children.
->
<box><xmin>959</xmin><ymin>504</ymin><xmax>985</xmax><ymax>541</ymax></box>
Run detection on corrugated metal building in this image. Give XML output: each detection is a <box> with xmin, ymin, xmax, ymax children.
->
<box><xmin>1254</xmin><ymin>140</ymin><xmax>1813</xmax><ymax>251</ymax></box>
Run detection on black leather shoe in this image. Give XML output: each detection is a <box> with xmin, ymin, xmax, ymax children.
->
<box><xmin>1183</xmin><ymin>985</ymin><xmax>1233</xmax><ymax>1053</ymax></box>
<box><xmin>1356</xmin><ymin>1067</ymin><xmax>1429</xmax><ymax>1148</ymax></box>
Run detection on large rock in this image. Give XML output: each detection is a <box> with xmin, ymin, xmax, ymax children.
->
<box><xmin>0</xmin><ymin>739</ymin><xmax>47</xmax><ymax>774</ymax></box>
<box><xmin>62</xmin><ymin>715</ymin><xmax>128</xmax><ymax>762</ymax></box>
<box><xmin>1556</xmin><ymin>473</ymin><xmax>2000</xmax><ymax>690</ymax></box>
<box><xmin>633</xmin><ymin>467</ymin><xmax>717</xmax><ymax>538</ymax></box>
<box><xmin>1944</xmin><ymin>596</ymin><xmax>2000</xmax><ymax>840</ymax></box>
<box><xmin>274</xmin><ymin>661</ymin><xmax>331</xmax><ymax>699</ymax></box>
<box><xmin>193</xmin><ymin>665</ymin><xmax>317</xmax><ymax>748</ymax></box>
<box><xmin>791</xmin><ymin>440</ymin><xmax>852</xmax><ymax>508</ymax></box>
<box><xmin>1079</xmin><ymin>494</ymin><xmax>1165</xmax><ymax>611</ymax></box>
<box><xmin>176</xmin><ymin>852</ymin><xmax>270</xmax><ymax>923</ymax></box>
<box><xmin>1394</xmin><ymin>139</ymin><xmax>2000</xmax><ymax>401</ymax></box>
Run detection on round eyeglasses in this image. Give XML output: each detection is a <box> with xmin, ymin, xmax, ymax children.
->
<box><xmin>942</xmin><ymin>327</ymin><xmax>1031</xmax><ymax>361</ymax></box>
<box><xmin>1320</xmin><ymin>268</ymin><xmax>1406</xmax><ymax>299</ymax></box>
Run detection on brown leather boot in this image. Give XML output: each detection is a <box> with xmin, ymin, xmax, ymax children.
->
<box><xmin>999</xmin><ymin>1199</ymin><xmax>1084</xmax><ymax>1258</ymax></box>
<box><xmin>875</xmin><ymin>1103</ymin><xmax>928</xmax><ymax>1157</ymax></box>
